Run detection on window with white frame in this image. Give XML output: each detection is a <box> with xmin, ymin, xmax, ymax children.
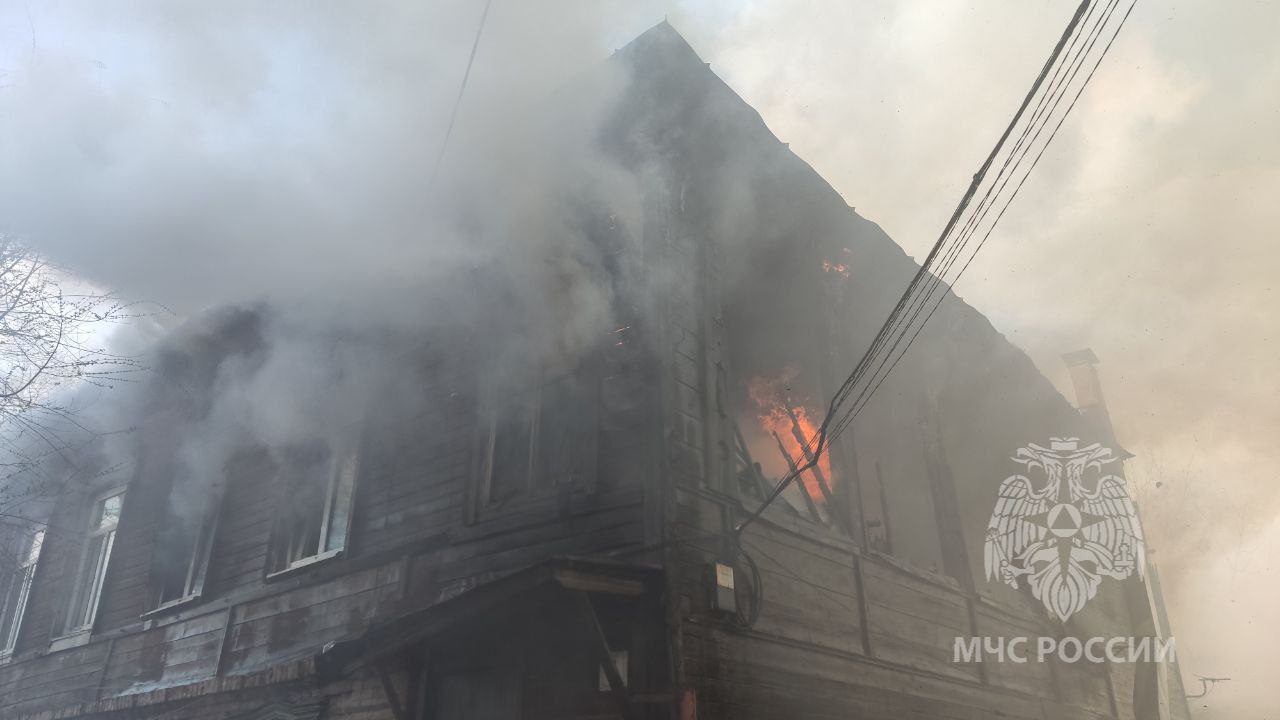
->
<box><xmin>149</xmin><ymin>499</ymin><xmax>219</xmax><ymax>612</ymax></box>
<box><xmin>268</xmin><ymin>443</ymin><xmax>358</xmax><ymax>574</ymax></box>
<box><xmin>62</xmin><ymin>489</ymin><xmax>125</xmax><ymax>636</ymax></box>
<box><xmin>0</xmin><ymin>527</ymin><xmax>44</xmax><ymax>656</ymax></box>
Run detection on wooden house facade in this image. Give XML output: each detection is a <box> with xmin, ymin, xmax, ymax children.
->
<box><xmin>0</xmin><ymin>22</ymin><xmax>1188</xmax><ymax>720</ymax></box>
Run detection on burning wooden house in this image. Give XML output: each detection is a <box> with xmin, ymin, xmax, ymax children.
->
<box><xmin>0</xmin><ymin>22</ymin><xmax>1187</xmax><ymax>720</ymax></box>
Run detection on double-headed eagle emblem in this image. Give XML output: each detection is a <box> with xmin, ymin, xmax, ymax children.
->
<box><xmin>984</xmin><ymin>438</ymin><xmax>1145</xmax><ymax>622</ymax></box>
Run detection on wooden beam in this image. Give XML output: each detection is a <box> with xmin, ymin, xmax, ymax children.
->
<box><xmin>771</xmin><ymin>430</ymin><xmax>823</xmax><ymax>523</ymax></box>
<box><xmin>782</xmin><ymin>397</ymin><xmax>835</xmax><ymax>505</ymax></box>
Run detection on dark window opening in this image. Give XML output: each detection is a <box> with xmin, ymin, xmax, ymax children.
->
<box><xmin>727</xmin><ymin>366</ymin><xmax>842</xmax><ymax>529</ymax></box>
<box><xmin>477</xmin><ymin>362</ymin><xmax>600</xmax><ymax>514</ymax></box>
<box><xmin>269</xmin><ymin>442</ymin><xmax>359</xmax><ymax>574</ymax></box>
<box><xmin>149</xmin><ymin>499</ymin><xmax>219</xmax><ymax>611</ymax></box>
<box><xmin>0</xmin><ymin>527</ymin><xmax>43</xmax><ymax>655</ymax></box>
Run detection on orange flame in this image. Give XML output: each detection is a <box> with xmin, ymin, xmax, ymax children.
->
<box><xmin>747</xmin><ymin>370</ymin><xmax>835</xmax><ymax>503</ymax></box>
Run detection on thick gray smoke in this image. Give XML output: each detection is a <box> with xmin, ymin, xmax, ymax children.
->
<box><xmin>690</xmin><ymin>4</ymin><xmax>1280</xmax><ymax>715</ymax></box>
<box><xmin>0</xmin><ymin>1</ymin><xmax>660</xmax><ymax>319</ymax></box>
<box><xmin>0</xmin><ymin>0</ymin><xmax>673</xmax><ymax>524</ymax></box>
<box><xmin>4</xmin><ymin>3</ymin><xmax>1270</xmax><ymax>715</ymax></box>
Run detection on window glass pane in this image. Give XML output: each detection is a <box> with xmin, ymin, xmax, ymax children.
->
<box><xmin>69</xmin><ymin>533</ymin><xmax>111</xmax><ymax>631</ymax></box>
<box><xmin>97</xmin><ymin>493</ymin><xmax>123</xmax><ymax>531</ymax></box>
<box><xmin>0</xmin><ymin>558</ymin><xmax>30</xmax><ymax>652</ymax></box>
<box><xmin>0</xmin><ymin>525</ymin><xmax>39</xmax><ymax>648</ymax></box>
<box><xmin>1</xmin><ymin>528</ymin><xmax>46</xmax><ymax>650</ymax></box>
<box><xmin>25</xmin><ymin>530</ymin><xmax>43</xmax><ymax>566</ymax></box>
<box><xmin>322</xmin><ymin>450</ymin><xmax>358</xmax><ymax>553</ymax></box>
<box><xmin>489</xmin><ymin>397</ymin><xmax>534</xmax><ymax>506</ymax></box>
<box><xmin>64</xmin><ymin>489</ymin><xmax>124</xmax><ymax>635</ymax></box>
<box><xmin>271</xmin><ymin>442</ymin><xmax>360</xmax><ymax>570</ymax></box>
<box><xmin>278</xmin><ymin>446</ymin><xmax>327</xmax><ymax>567</ymax></box>
<box><xmin>282</xmin><ymin>492</ymin><xmax>323</xmax><ymax>564</ymax></box>
<box><xmin>153</xmin><ymin>516</ymin><xmax>204</xmax><ymax>605</ymax></box>
<box><xmin>0</xmin><ymin>568</ymin><xmax>32</xmax><ymax>652</ymax></box>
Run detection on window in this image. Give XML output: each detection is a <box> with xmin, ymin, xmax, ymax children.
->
<box><xmin>148</xmin><ymin>500</ymin><xmax>219</xmax><ymax>612</ymax></box>
<box><xmin>475</xmin><ymin>365</ymin><xmax>599</xmax><ymax>513</ymax></box>
<box><xmin>268</xmin><ymin>443</ymin><xmax>359</xmax><ymax>574</ymax></box>
<box><xmin>860</xmin><ymin>459</ymin><xmax>893</xmax><ymax>554</ymax></box>
<box><xmin>0</xmin><ymin>527</ymin><xmax>43</xmax><ymax>657</ymax></box>
<box><xmin>62</xmin><ymin>489</ymin><xmax>125</xmax><ymax>636</ymax></box>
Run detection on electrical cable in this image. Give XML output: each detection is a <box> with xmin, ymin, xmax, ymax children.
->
<box><xmin>836</xmin><ymin>0</ymin><xmax>1107</xmax><ymax>426</ymax></box>
<box><xmin>831</xmin><ymin>0</ymin><xmax>1139</xmax><ymax>440</ymax></box>
<box><xmin>833</xmin><ymin>0</ymin><xmax>1125</xmax><ymax>439</ymax></box>
<box><xmin>732</xmin><ymin>0</ymin><xmax>1101</xmax><ymax>542</ymax></box>
<box><xmin>593</xmin><ymin>0</ymin><xmax>1136</xmax><ymax>631</ymax></box>
<box><xmin>428</xmin><ymin>0</ymin><xmax>494</xmax><ymax>190</ymax></box>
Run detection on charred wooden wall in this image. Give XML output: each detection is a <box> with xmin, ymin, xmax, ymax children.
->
<box><xmin>0</xmin><ymin>322</ymin><xmax>659</xmax><ymax>718</ymax></box>
<box><xmin>610</xmin><ymin>24</ymin><xmax>1169</xmax><ymax>719</ymax></box>
<box><xmin>0</xmin><ymin>21</ymin><xmax>1187</xmax><ymax>720</ymax></box>
<box><xmin>667</xmin><ymin>490</ymin><xmax>1125</xmax><ymax>719</ymax></box>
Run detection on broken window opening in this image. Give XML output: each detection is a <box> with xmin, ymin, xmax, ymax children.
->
<box><xmin>62</xmin><ymin>489</ymin><xmax>125</xmax><ymax>636</ymax></box>
<box><xmin>727</xmin><ymin>367</ymin><xmax>842</xmax><ymax>530</ymax></box>
<box><xmin>269</xmin><ymin>442</ymin><xmax>359</xmax><ymax>574</ymax></box>
<box><xmin>476</xmin><ymin>362</ymin><xmax>599</xmax><ymax>514</ymax></box>
<box><xmin>148</xmin><ymin>491</ymin><xmax>222</xmax><ymax>612</ymax></box>
<box><xmin>0</xmin><ymin>527</ymin><xmax>43</xmax><ymax>656</ymax></box>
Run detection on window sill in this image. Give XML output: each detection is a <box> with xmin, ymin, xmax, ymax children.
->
<box><xmin>49</xmin><ymin>629</ymin><xmax>92</xmax><ymax>652</ymax></box>
<box><xmin>140</xmin><ymin>593</ymin><xmax>204</xmax><ymax>620</ymax></box>
<box><xmin>265</xmin><ymin>548</ymin><xmax>344</xmax><ymax>582</ymax></box>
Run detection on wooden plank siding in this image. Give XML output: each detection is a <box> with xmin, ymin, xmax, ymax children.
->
<box><xmin>0</xmin><ymin>332</ymin><xmax>658</xmax><ymax>718</ymax></box>
<box><xmin>0</xmin><ymin>23</ymin><xmax>1180</xmax><ymax>720</ymax></box>
<box><xmin>685</xmin><ymin>622</ymin><xmax>1050</xmax><ymax>720</ymax></box>
<box><xmin>667</xmin><ymin>484</ymin><xmax>1126</xmax><ymax>719</ymax></box>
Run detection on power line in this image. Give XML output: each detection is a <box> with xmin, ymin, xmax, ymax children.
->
<box><xmin>882</xmin><ymin>0</ymin><xmax>1118</xmax><ymax>343</ymax></box>
<box><xmin>837</xmin><ymin>0</ymin><xmax>1124</xmax><ymax>430</ymax></box>
<box><xmin>832</xmin><ymin>0</ymin><xmax>1139</xmax><ymax>439</ymax></box>
<box><xmin>428</xmin><ymin>0</ymin><xmax>494</xmax><ymax>190</ymax></box>
<box><xmin>735</xmin><ymin>0</ymin><xmax>1139</xmax><ymax>538</ymax></box>
<box><xmin>828</xmin><ymin>0</ymin><xmax>1131</xmax><ymax>442</ymax></box>
<box><xmin>735</xmin><ymin>0</ymin><xmax>1094</xmax><ymax>538</ymax></box>
<box><xmin>825</xmin><ymin>10</ymin><xmax>1118</xmax><ymax>445</ymax></box>
<box><xmin>833</xmin><ymin>0</ymin><xmax>1099</xmax><ymax>424</ymax></box>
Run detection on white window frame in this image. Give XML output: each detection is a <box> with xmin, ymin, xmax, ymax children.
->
<box><xmin>55</xmin><ymin>487</ymin><xmax>126</xmax><ymax>647</ymax></box>
<box><xmin>267</xmin><ymin>443</ymin><xmax>359</xmax><ymax>578</ymax></box>
<box><xmin>144</xmin><ymin>501</ymin><xmax>221</xmax><ymax>617</ymax></box>
<box><xmin>0</xmin><ymin>526</ymin><xmax>44</xmax><ymax>660</ymax></box>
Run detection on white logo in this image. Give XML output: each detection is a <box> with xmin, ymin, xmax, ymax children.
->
<box><xmin>984</xmin><ymin>438</ymin><xmax>1144</xmax><ymax>622</ymax></box>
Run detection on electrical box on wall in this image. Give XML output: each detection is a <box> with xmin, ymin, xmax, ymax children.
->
<box><xmin>707</xmin><ymin>562</ymin><xmax>737</xmax><ymax>615</ymax></box>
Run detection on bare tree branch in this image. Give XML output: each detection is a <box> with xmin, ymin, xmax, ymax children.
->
<box><xmin>0</xmin><ymin>237</ymin><xmax>142</xmax><ymax>530</ymax></box>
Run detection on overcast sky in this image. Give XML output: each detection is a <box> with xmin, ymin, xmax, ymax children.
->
<box><xmin>1</xmin><ymin>2</ymin><xmax>1274</xmax><ymax>716</ymax></box>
